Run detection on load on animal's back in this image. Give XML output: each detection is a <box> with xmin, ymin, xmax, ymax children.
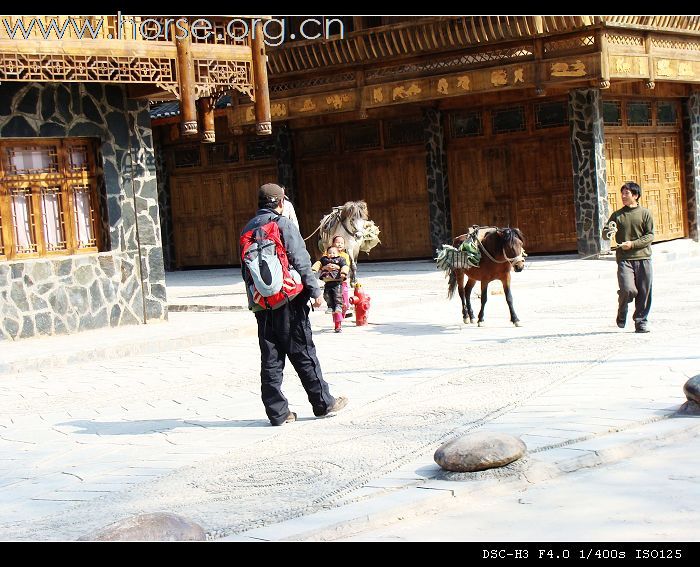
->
<box><xmin>318</xmin><ymin>200</ymin><xmax>381</xmax><ymax>284</ymax></box>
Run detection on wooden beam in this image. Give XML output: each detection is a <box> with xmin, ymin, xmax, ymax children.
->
<box><xmin>127</xmin><ymin>84</ymin><xmax>177</xmax><ymax>101</ymax></box>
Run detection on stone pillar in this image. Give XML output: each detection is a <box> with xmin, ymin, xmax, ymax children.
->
<box><xmin>153</xmin><ymin>128</ymin><xmax>174</xmax><ymax>271</ymax></box>
<box><xmin>125</xmin><ymin>98</ymin><xmax>168</xmax><ymax>322</ymax></box>
<box><xmin>568</xmin><ymin>88</ymin><xmax>610</xmax><ymax>256</ymax></box>
<box><xmin>683</xmin><ymin>92</ymin><xmax>700</xmax><ymax>241</ymax></box>
<box><xmin>275</xmin><ymin>123</ymin><xmax>295</xmax><ymax>201</ymax></box>
<box><xmin>423</xmin><ymin>108</ymin><xmax>452</xmax><ymax>251</ymax></box>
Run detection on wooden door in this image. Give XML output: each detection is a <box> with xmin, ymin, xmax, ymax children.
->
<box><xmin>514</xmin><ymin>137</ymin><xmax>576</xmax><ymax>253</ymax></box>
<box><xmin>448</xmin><ymin>135</ymin><xmax>576</xmax><ymax>253</ymax></box>
<box><xmin>170</xmin><ymin>166</ymin><xmax>276</xmax><ymax>268</ymax></box>
<box><xmin>605</xmin><ymin>133</ymin><xmax>685</xmax><ymax>242</ymax></box>
<box><xmin>229</xmin><ymin>167</ymin><xmax>277</xmax><ymax>259</ymax></box>
<box><xmin>363</xmin><ymin>150</ymin><xmax>431</xmax><ymax>259</ymax></box>
<box><xmin>296</xmin><ymin>148</ymin><xmax>431</xmax><ymax>260</ymax></box>
<box><xmin>171</xmin><ymin>173</ymin><xmax>233</xmax><ymax>267</ymax></box>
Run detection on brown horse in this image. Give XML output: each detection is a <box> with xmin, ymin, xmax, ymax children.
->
<box><xmin>447</xmin><ymin>227</ymin><xmax>526</xmax><ymax>327</ymax></box>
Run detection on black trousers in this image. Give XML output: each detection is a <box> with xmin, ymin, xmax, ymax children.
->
<box><xmin>617</xmin><ymin>259</ymin><xmax>653</xmax><ymax>327</ymax></box>
<box><xmin>323</xmin><ymin>282</ymin><xmax>344</xmax><ymax>313</ymax></box>
<box><xmin>255</xmin><ymin>294</ymin><xmax>335</xmax><ymax>424</ymax></box>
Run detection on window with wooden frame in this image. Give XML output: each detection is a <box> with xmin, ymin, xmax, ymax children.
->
<box><xmin>0</xmin><ymin>138</ymin><xmax>102</xmax><ymax>261</ymax></box>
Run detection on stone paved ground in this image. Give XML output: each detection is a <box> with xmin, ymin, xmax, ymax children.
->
<box><xmin>0</xmin><ymin>248</ymin><xmax>699</xmax><ymax>541</ymax></box>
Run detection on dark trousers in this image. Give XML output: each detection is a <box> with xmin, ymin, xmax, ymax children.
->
<box><xmin>323</xmin><ymin>282</ymin><xmax>344</xmax><ymax>313</ymax></box>
<box><xmin>255</xmin><ymin>294</ymin><xmax>335</xmax><ymax>424</ymax></box>
<box><xmin>617</xmin><ymin>259</ymin><xmax>653</xmax><ymax>327</ymax></box>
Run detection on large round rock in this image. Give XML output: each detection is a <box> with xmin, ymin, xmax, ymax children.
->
<box><xmin>679</xmin><ymin>375</ymin><xmax>700</xmax><ymax>415</ymax></box>
<box><xmin>684</xmin><ymin>375</ymin><xmax>700</xmax><ymax>404</ymax></box>
<box><xmin>434</xmin><ymin>431</ymin><xmax>527</xmax><ymax>472</ymax></box>
<box><xmin>80</xmin><ymin>512</ymin><xmax>206</xmax><ymax>541</ymax></box>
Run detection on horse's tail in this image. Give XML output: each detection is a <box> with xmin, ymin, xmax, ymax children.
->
<box><xmin>447</xmin><ymin>269</ymin><xmax>457</xmax><ymax>299</ymax></box>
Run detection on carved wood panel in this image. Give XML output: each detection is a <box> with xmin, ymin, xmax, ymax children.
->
<box><xmin>605</xmin><ymin>133</ymin><xmax>685</xmax><ymax>242</ymax></box>
<box><xmin>170</xmin><ymin>166</ymin><xmax>275</xmax><ymax>268</ymax></box>
<box><xmin>448</xmin><ymin>134</ymin><xmax>576</xmax><ymax>253</ymax></box>
<box><xmin>295</xmin><ymin>148</ymin><xmax>431</xmax><ymax>260</ymax></box>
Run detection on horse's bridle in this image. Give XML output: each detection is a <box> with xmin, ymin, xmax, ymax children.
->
<box><xmin>477</xmin><ymin>238</ymin><xmax>525</xmax><ymax>265</ymax></box>
<box><xmin>342</xmin><ymin>217</ymin><xmax>363</xmax><ymax>239</ymax></box>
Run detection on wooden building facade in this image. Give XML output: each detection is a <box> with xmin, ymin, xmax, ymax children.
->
<box><xmin>151</xmin><ymin>16</ymin><xmax>700</xmax><ymax>269</ymax></box>
<box><xmin>0</xmin><ymin>15</ymin><xmax>268</xmax><ymax>339</ymax></box>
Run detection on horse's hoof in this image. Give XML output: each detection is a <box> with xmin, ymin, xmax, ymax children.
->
<box><xmin>514</xmin><ymin>321</ymin><xmax>522</xmax><ymax>327</ymax></box>
<box><xmin>477</xmin><ymin>321</ymin><xmax>484</xmax><ymax>327</ymax></box>
<box><xmin>463</xmin><ymin>317</ymin><xmax>469</xmax><ymax>324</ymax></box>
<box><xmin>470</xmin><ymin>318</ymin><xmax>476</xmax><ymax>324</ymax></box>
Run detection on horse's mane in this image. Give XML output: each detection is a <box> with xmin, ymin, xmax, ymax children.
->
<box><xmin>480</xmin><ymin>227</ymin><xmax>524</xmax><ymax>255</ymax></box>
<box><xmin>320</xmin><ymin>200</ymin><xmax>369</xmax><ymax>235</ymax></box>
<box><xmin>501</xmin><ymin>227</ymin><xmax>524</xmax><ymax>248</ymax></box>
<box><xmin>340</xmin><ymin>200</ymin><xmax>369</xmax><ymax>222</ymax></box>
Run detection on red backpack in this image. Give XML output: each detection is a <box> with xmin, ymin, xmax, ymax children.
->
<box><xmin>240</xmin><ymin>218</ymin><xmax>303</xmax><ymax>310</ymax></box>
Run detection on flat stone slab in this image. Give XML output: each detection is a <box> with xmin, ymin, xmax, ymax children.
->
<box><xmin>434</xmin><ymin>431</ymin><xmax>527</xmax><ymax>472</ymax></box>
<box><xmin>79</xmin><ymin>512</ymin><xmax>206</xmax><ymax>541</ymax></box>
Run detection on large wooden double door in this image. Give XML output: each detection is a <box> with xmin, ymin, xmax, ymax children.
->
<box><xmin>296</xmin><ymin>148</ymin><xmax>432</xmax><ymax>260</ymax></box>
<box><xmin>605</xmin><ymin>133</ymin><xmax>686</xmax><ymax>241</ymax></box>
<box><xmin>448</xmin><ymin>134</ymin><xmax>577</xmax><ymax>253</ymax></box>
<box><xmin>170</xmin><ymin>167</ymin><xmax>276</xmax><ymax>267</ymax></box>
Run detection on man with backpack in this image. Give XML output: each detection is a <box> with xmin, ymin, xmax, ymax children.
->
<box><xmin>240</xmin><ymin>183</ymin><xmax>348</xmax><ymax>426</ymax></box>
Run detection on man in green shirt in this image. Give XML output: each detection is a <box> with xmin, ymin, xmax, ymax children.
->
<box><xmin>602</xmin><ymin>182</ymin><xmax>654</xmax><ymax>333</ymax></box>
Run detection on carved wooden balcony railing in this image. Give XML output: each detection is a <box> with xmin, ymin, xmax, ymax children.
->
<box><xmin>0</xmin><ymin>16</ymin><xmax>255</xmax><ymax>100</ymax></box>
<box><xmin>600</xmin><ymin>16</ymin><xmax>700</xmax><ymax>32</ymax></box>
<box><xmin>267</xmin><ymin>17</ymin><xmax>602</xmax><ymax>75</ymax></box>
<box><xmin>267</xmin><ymin>16</ymin><xmax>700</xmax><ymax>77</ymax></box>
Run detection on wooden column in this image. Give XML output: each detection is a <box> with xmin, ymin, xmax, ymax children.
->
<box><xmin>597</xmin><ymin>30</ymin><xmax>611</xmax><ymax>90</ymax></box>
<box><xmin>251</xmin><ymin>19</ymin><xmax>272</xmax><ymax>136</ymax></box>
<box><xmin>175</xmin><ymin>18</ymin><xmax>198</xmax><ymax>137</ymax></box>
<box><xmin>198</xmin><ymin>97</ymin><xmax>215</xmax><ymax>143</ymax></box>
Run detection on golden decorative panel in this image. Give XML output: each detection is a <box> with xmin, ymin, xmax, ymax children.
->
<box><xmin>653</xmin><ymin>58</ymin><xmax>700</xmax><ymax>81</ymax></box>
<box><xmin>550</xmin><ymin>60</ymin><xmax>586</xmax><ymax>77</ymax></box>
<box><xmin>547</xmin><ymin>54</ymin><xmax>600</xmax><ymax>83</ymax></box>
<box><xmin>608</xmin><ymin>56</ymin><xmax>649</xmax><ymax>78</ymax></box>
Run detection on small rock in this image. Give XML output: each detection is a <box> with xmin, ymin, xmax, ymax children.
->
<box><xmin>434</xmin><ymin>431</ymin><xmax>526</xmax><ymax>472</ymax></box>
<box><xmin>79</xmin><ymin>512</ymin><xmax>206</xmax><ymax>541</ymax></box>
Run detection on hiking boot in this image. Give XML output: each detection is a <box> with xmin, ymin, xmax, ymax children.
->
<box><xmin>635</xmin><ymin>324</ymin><xmax>650</xmax><ymax>333</ymax></box>
<box><xmin>334</xmin><ymin>326</ymin><xmax>342</xmax><ymax>333</ymax></box>
<box><xmin>271</xmin><ymin>411</ymin><xmax>297</xmax><ymax>426</ymax></box>
<box><xmin>315</xmin><ymin>396</ymin><xmax>349</xmax><ymax>417</ymax></box>
<box><xmin>327</xmin><ymin>396</ymin><xmax>348</xmax><ymax>414</ymax></box>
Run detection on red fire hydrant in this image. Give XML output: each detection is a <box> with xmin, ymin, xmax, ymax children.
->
<box><xmin>349</xmin><ymin>283</ymin><xmax>371</xmax><ymax>326</ymax></box>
